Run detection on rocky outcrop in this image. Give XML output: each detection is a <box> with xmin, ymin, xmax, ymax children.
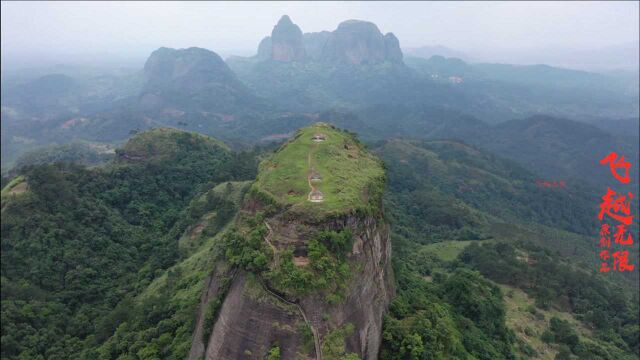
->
<box><xmin>190</xmin><ymin>124</ymin><xmax>393</xmax><ymax>359</ymax></box>
<box><xmin>143</xmin><ymin>47</ymin><xmax>238</xmax><ymax>92</ymax></box>
<box><xmin>384</xmin><ymin>33</ymin><xmax>403</xmax><ymax>63</ymax></box>
<box><xmin>255</xmin><ymin>16</ymin><xmax>404</xmax><ymax>65</ymax></box>
<box><xmin>199</xmin><ymin>212</ymin><xmax>394</xmax><ymax>359</ymax></box>
<box><xmin>202</xmin><ymin>272</ymin><xmax>309</xmax><ymax>359</ymax></box>
<box><xmin>139</xmin><ymin>47</ymin><xmax>252</xmax><ymax>111</ymax></box>
<box><xmin>256</xmin><ymin>36</ymin><xmax>272</xmax><ymax>59</ymax></box>
<box><xmin>321</xmin><ymin>20</ymin><xmax>403</xmax><ymax>65</ymax></box>
<box><xmin>303</xmin><ymin>215</ymin><xmax>394</xmax><ymax>359</ymax></box>
<box><xmin>187</xmin><ymin>262</ymin><xmax>236</xmax><ymax>360</ymax></box>
<box><xmin>270</xmin><ymin>15</ymin><xmax>306</xmax><ymax>62</ymax></box>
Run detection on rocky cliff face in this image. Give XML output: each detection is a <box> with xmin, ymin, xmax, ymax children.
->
<box><xmin>321</xmin><ymin>20</ymin><xmax>403</xmax><ymax>65</ymax></box>
<box><xmin>255</xmin><ymin>16</ymin><xmax>403</xmax><ymax>65</ymax></box>
<box><xmin>383</xmin><ymin>33</ymin><xmax>403</xmax><ymax>63</ymax></box>
<box><xmin>192</xmin><ymin>213</ymin><xmax>393</xmax><ymax>360</ymax></box>
<box><xmin>270</xmin><ymin>15</ymin><xmax>306</xmax><ymax>62</ymax></box>
<box><xmin>188</xmin><ymin>124</ymin><xmax>394</xmax><ymax>359</ymax></box>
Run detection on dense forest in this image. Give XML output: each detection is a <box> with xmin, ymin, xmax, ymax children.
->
<box><xmin>1</xmin><ymin>8</ymin><xmax>638</xmax><ymax>360</ymax></box>
<box><xmin>1</xmin><ymin>130</ymin><xmax>258</xmax><ymax>359</ymax></box>
<box><xmin>373</xmin><ymin>139</ymin><xmax>639</xmax><ymax>359</ymax></box>
<box><xmin>2</xmin><ymin>129</ymin><xmax>637</xmax><ymax>359</ymax></box>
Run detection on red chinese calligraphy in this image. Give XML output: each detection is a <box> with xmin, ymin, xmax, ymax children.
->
<box><xmin>600</xmin><ymin>152</ymin><xmax>632</xmax><ymax>184</ymax></box>
<box><xmin>613</xmin><ymin>224</ymin><xmax>634</xmax><ymax>245</ymax></box>
<box><xmin>599</xmin><ymin>224</ymin><xmax>611</xmax><ymax>248</ymax></box>
<box><xmin>612</xmin><ymin>250</ymin><xmax>635</xmax><ymax>272</ymax></box>
<box><xmin>597</xmin><ymin>152</ymin><xmax>635</xmax><ymax>273</ymax></box>
<box><xmin>599</xmin><ymin>250</ymin><xmax>611</xmax><ymax>273</ymax></box>
<box><xmin>598</xmin><ymin>188</ymin><xmax>634</xmax><ymax>225</ymax></box>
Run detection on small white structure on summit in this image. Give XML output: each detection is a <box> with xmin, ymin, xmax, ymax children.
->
<box><xmin>312</xmin><ymin>133</ymin><xmax>327</xmax><ymax>142</ymax></box>
<box><xmin>309</xmin><ymin>189</ymin><xmax>324</xmax><ymax>202</ymax></box>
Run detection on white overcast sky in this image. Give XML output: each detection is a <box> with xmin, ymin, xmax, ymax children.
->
<box><xmin>1</xmin><ymin>1</ymin><xmax>638</xmax><ymax>69</ymax></box>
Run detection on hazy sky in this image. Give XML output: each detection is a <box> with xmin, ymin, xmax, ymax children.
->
<box><xmin>1</xmin><ymin>1</ymin><xmax>638</xmax><ymax>69</ymax></box>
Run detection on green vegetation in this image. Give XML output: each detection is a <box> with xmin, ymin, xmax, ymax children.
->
<box><xmin>0</xmin><ymin>175</ymin><xmax>28</xmax><ymax>198</ymax></box>
<box><xmin>500</xmin><ymin>284</ymin><xmax>586</xmax><ymax>360</ymax></box>
<box><xmin>222</xmin><ymin>216</ymin><xmax>272</xmax><ymax>273</ymax></box>
<box><xmin>377</xmin><ymin>137</ymin><xmax>638</xmax><ymax>359</ymax></box>
<box><xmin>266</xmin><ymin>233</ymin><xmax>352</xmax><ymax>298</ymax></box>
<box><xmin>266</xmin><ymin>345</ymin><xmax>280</xmax><ymax>360</ymax></box>
<box><xmin>0</xmin><ymin>129</ymin><xmax>256</xmax><ymax>360</ymax></box>
<box><xmin>2</xmin><ymin>123</ymin><xmax>638</xmax><ymax>360</ymax></box>
<box><xmin>13</xmin><ymin>142</ymin><xmax>115</xmax><ymax>170</ymax></box>
<box><xmin>223</xmin><ymin>212</ymin><xmax>353</xmax><ymax>298</ymax></box>
<box><xmin>298</xmin><ymin>323</ymin><xmax>315</xmax><ymax>354</ymax></box>
<box><xmin>253</xmin><ymin>123</ymin><xmax>385</xmax><ymax>218</ymax></box>
<box><xmin>117</xmin><ymin>128</ymin><xmax>229</xmax><ymax>161</ymax></box>
<box><xmin>381</xmin><ymin>267</ymin><xmax>512</xmax><ymax>359</ymax></box>
<box><xmin>377</xmin><ymin>139</ymin><xmax>598</xmax><ymax>242</ymax></box>
<box><xmin>322</xmin><ymin>323</ymin><xmax>359</xmax><ymax>360</ymax></box>
<box><xmin>415</xmin><ymin>240</ymin><xmax>477</xmax><ymax>262</ymax></box>
<box><xmin>459</xmin><ymin>242</ymin><xmax>639</xmax><ymax>358</ymax></box>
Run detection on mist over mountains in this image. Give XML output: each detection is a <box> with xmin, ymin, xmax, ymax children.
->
<box><xmin>2</xmin><ymin>15</ymin><xmax>638</xmax><ymax>191</ymax></box>
<box><xmin>2</xmin><ymin>6</ymin><xmax>639</xmax><ymax>360</ymax></box>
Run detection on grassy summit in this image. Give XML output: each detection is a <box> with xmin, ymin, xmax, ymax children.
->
<box><xmin>253</xmin><ymin>123</ymin><xmax>384</xmax><ymax>216</ymax></box>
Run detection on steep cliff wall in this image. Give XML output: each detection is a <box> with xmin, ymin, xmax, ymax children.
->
<box><xmin>270</xmin><ymin>15</ymin><xmax>306</xmax><ymax>62</ymax></box>
<box><xmin>321</xmin><ymin>20</ymin><xmax>403</xmax><ymax>65</ymax></box>
<box><xmin>190</xmin><ymin>124</ymin><xmax>394</xmax><ymax>359</ymax></box>
<box><xmin>254</xmin><ymin>16</ymin><xmax>404</xmax><ymax>65</ymax></box>
<box><xmin>197</xmin><ymin>213</ymin><xmax>393</xmax><ymax>359</ymax></box>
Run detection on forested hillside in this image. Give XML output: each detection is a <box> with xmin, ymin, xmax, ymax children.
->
<box><xmin>1</xmin><ymin>129</ymin><xmax>258</xmax><ymax>359</ymax></box>
<box><xmin>2</xmin><ymin>128</ymin><xmax>637</xmax><ymax>359</ymax></box>
<box><xmin>1</xmin><ymin>8</ymin><xmax>638</xmax><ymax>360</ymax></box>
<box><xmin>373</xmin><ymin>139</ymin><xmax>639</xmax><ymax>359</ymax></box>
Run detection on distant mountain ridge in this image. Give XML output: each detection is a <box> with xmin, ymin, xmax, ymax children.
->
<box><xmin>321</xmin><ymin>106</ymin><xmax>639</xmax><ymax>189</ymax></box>
<box><xmin>1</xmin><ymin>15</ymin><xmax>638</xmax><ymax>185</ymax></box>
<box><xmin>403</xmin><ymin>45</ymin><xmax>471</xmax><ymax>61</ymax></box>
<box><xmin>255</xmin><ymin>15</ymin><xmax>403</xmax><ymax>65</ymax></box>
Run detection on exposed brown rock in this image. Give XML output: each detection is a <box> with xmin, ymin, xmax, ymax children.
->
<box><xmin>255</xmin><ymin>17</ymin><xmax>404</xmax><ymax>65</ymax></box>
<box><xmin>270</xmin><ymin>15</ymin><xmax>306</xmax><ymax>62</ymax></box>
<box><xmin>197</xmin><ymin>212</ymin><xmax>394</xmax><ymax>359</ymax></box>
<box><xmin>321</xmin><ymin>20</ymin><xmax>403</xmax><ymax>65</ymax></box>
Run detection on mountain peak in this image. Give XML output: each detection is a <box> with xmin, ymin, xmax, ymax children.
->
<box><xmin>196</xmin><ymin>123</ymin><xmax>393</xmax><ymax>359</ymax></box>
<box><xmin>254</xmin><ymin>123</ymin><xmax>385</xmax><ymax>215</ymax></box>
<box><xmin>254</xmin><ymin>17</ymin><xmax>404</xmax><ymax>65</ymax></box>
<box><xmin>270</xmin><ymin>15</ymin><xmax>306</xmax><ymax>62</ymax></box>
<box><xmin>140</xmin><ymin>46</ymin><xmax>252</xmax><ymax>111</ymax></box>
<box><xmin>336</xmin><ymin>19</ymin><xmax>381</xmax><ymax>32</ymax></box>
<box><xmin>322</xmin><ymin>19</ymin><xmax>403</xmax><ymax>65</ymax></box>
<box><xmin>143</xmin><ymin>46</ymin><xmax>232</xmax><ymax>85</ymax></box>
<box><xmin>277</xmin><ymin>14</ymin><xmax>293</xmax><ymax>26</ymax></box>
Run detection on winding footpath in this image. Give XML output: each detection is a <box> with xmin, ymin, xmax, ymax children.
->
<box><xmin>263</xmin><ymin>222</ymin><xmax>278</xmax><ymax>267</ymax></box>
<box><xmin>257</xmin><ymin>138</ymin><xmax>324</xmax><ymax>359</ymax></box>
<box><xmin>307</xmin><ymin>152</ymin><xmax>315</xmax><ymax>201</ymax></box>
<box><xmin>307</xmin><ymin>143</ymin><xmax>324</xmax><ymax>203</ymax></box>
